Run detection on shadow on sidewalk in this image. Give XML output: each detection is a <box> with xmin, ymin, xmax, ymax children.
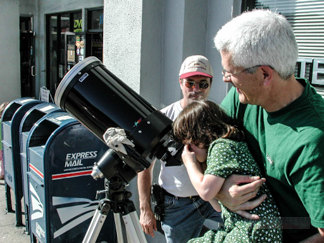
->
<box><xmin>0</xmin><ymin>179</ymin><xmax>30</xmax><ymax>243</ymax></box>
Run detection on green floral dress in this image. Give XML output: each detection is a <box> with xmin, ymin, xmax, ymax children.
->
<box><xmin>188</xmin><ymin>138</ymin><xmax>282</xmax><ymax>243</ymax></box>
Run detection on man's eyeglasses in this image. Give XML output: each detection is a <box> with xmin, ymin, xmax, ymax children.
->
<box><xmin>184</xmin><ymin>81</ymin><xmax>210</xmax><ymax>89</ymax></box>
<box><xmin>222</xmin><ymin>65</ymin><xmax>262</xmax><ymax>81</ymax></box>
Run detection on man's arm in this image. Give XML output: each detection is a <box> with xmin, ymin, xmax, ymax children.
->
<box><xmin>300</xmin><ymin>228</ymin><xmax>324</xmax><ymax>243</ymax></box>
<box><xmin>215</xmin><ymin>174</ymin><xmax>267</xmax><ymax>220</ymax></box>
<box><xmin>137</xmin><ymin>160</ymin><xmax>156</xmax><ymax>237</ymax></box>
<box><xmin>209</xmin><ymin>198</ymin><xmax>221</xmax><ymax>212</ymax></box>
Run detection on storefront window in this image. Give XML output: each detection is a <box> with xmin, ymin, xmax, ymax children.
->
<box><xmin>88</xmin><ymin>9</ymin><xmax>103</xmax><ymax>30</ymax></box>
<box><xmin>61</xmin><ymin>13</ymin><xmax>70</xmax><ymax>32</ymax></box>
<box><xmin>86</xmin><ymin>9</ymin><xmax>103</xmax><ymax>61</ymax></box>
<box><xmin>74</xmin><ymin>12</ymin><xmax>83</xmax><ymax>32</ymax></box>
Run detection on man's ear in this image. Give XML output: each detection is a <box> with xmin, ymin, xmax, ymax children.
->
<box><xmin>261</xmin><ymin>66</ymin><xmax>273</xmax><ymax>86</ymax></box>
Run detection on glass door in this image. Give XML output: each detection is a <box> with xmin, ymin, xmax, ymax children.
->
<box><xmin>47</xmin><ymin>15</ymin><xmax>58</xmax><ymax>95</ymax></box>
<box><xmin>20</xmin><ymin>17</ymin><xmax>35</xmax><ymax>97</ymax></box>
<box><xmin>46</xmin><ymin>11</ymin><xmax>84</xmax><ymax>96</ymax></box>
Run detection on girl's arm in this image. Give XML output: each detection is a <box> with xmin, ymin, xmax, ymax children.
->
<box><xmin>182</xmin><ymin>145</ymin><xmax>225</xmax><ymax>201</ymax></box>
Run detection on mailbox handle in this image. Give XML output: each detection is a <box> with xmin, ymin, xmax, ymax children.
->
<box><xmin>31</xmin><ymin>66</ymin><xmax>36</xmax><ymax>77</ymax></box>
<box><xmin>27</xmin><ymin>171</ymin><xmax>44</xmax><ymax>187</ymax></box>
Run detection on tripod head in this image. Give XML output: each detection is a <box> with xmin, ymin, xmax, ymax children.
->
<box><xmin>103</xmin><ymin>177</ymin><xmax>135</xmax><ymax>216</ymax></box>
<box><xmin>90</xmin><ymin>148</ymin><xmax>137</xmax><ymax>215</ymax></box>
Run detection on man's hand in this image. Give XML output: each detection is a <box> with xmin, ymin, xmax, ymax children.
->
<box><xmin>215</xmin><ymin>174</ymin><xmax>267</xmax><ymax>220</ymax></box>
<box><xmin>139</xmin><ymin>208</ymin><xmax>157</xmax><ymax>237</ymax></box>
<box><xmin>300</xmin><ymin>228</ymin><xmax>324</xmax><ymax>242</ymax></box>
<box><xmin>138</xmin><ymin>161</ymin><xmax>158</xmax><ymax>237</ymax></box>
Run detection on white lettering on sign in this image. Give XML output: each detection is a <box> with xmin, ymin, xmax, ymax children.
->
<box><xmin>64</xmin><ymin>151</ymin><xmax>98</xmax><ymax>168</ymax></box>
<box><xmin>297</xmin><ymin>58</ymin><xmax>324</xmax><ymax>85</ymax></box>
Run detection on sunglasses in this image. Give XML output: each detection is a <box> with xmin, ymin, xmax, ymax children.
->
<box><xmin>184</xmin><ymin>81</ymin><xmax>210</xmax><ymax>89</ymax></box>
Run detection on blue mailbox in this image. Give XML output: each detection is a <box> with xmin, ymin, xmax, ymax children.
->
<box><xmin>26</xmin><ymin>111</ymin><xmax>116</xmax><ymax>243</ymax></box>
<box><xmin>1</xmin><ymin>97</ymin><xmax>42</xmax><ymax>226</ymax></box>
<box><xmin>19</xmin><ymin>102</ymin><xmax>62</xmax><ymax>234</ymax></box>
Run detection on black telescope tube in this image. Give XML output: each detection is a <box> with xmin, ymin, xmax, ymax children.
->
<box><xmin>54</xmin><ymin>57</ymin><xmax>173</xmax><ymax>161</ymax></box>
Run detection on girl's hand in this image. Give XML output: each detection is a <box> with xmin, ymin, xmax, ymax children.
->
<box><xmin>181</xmin><ymin>144</ymin><xmax>197</xmax><ymax>167</ymax></box>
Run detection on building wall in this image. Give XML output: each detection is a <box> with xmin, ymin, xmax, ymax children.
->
<box><xmin>103</xmin><ymin>1</ymin><xmax>144</xmax><ymax>95</ymax></box>
<box><xmin>0</xmin><ymin>1</ymin><xmax>20</xmax><ymax>104</ymax></box>
<box><xmin>20</xmin><ymin>0</ymin><xmax>35</xmax><ymax>15</ymax></box>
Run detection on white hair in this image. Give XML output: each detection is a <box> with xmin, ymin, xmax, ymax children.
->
<box><xmin>214</xmin><ymin>9</ymin><xmax>298</xmax><ymax>79</ymax></box>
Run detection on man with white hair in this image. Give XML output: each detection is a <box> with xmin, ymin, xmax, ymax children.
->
<box><xmin>215</xmin><ymin>9</ymin><xmax>324</xmax><ymax>242</ymax></box>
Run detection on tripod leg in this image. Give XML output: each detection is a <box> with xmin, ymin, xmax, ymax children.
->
<box><xmin>122</xmin><ymin>212</ymin><xmax>147</xmax><ymax>243</ymax></box>
<box><xmin>114</xmin><ymin>213</ymin><xmax>125</xmax><ymax>243</ymax></box>
<box><xmin>129</xmin><ymin>211</ymin><xmax>147</xmax><ymax>243</ymax></box>
<box><xmin>82</xmin><ymin>201</ymin><xmax>111</xmax><ymax>243</ymax></box>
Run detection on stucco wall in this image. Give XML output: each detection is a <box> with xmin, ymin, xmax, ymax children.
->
<box><xmin>0</xmin><ymin>1</ymin><xmax>21</xmax><ymax>104</ymax></box>
<box><xmin>103</xmin><ymin>0</ymin><xmax>143</xmax><ymax>96</ymax></box>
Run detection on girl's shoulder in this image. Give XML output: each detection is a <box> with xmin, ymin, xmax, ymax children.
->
<box><xmin>209</xmin><ymin>138</ymin><xmax>248</xmax><ymax>152</ymax></box>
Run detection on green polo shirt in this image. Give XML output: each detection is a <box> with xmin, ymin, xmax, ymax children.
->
<box><xmin>221</xmin><ymin>78</ymin><xmax>324</xmax><ymax>242</ymax></box>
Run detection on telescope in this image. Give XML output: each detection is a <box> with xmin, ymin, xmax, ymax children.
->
<box><xmin>54</xmin><ymin>56</ymin><xmax>182</xmax><ymax>185</ymax></box>
<box><xmin>54</xmin><ymin>56</ymin><xmax>184</xmax><ymax>243</ymax></box>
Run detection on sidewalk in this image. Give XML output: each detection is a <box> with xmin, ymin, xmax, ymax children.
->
<box><xmin>0</xmin><ymin>178</ymin><xmax>30</xmax><ymax>243</ymax></box>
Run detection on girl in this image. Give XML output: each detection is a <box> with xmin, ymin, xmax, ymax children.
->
<box><xmin>173</xmin><ymin>100</ymin><xmax>282</xmax><ymax>243</ymax></box>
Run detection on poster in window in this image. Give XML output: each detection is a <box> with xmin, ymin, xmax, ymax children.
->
<box><xmin>67</xmin><ymin>44</ymin><xmax>75</xmax><ymax>63</ymax></box>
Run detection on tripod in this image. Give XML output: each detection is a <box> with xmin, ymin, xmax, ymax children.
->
<box><xmin>82</xmin><ymin>178</ymin><xmax>147</xmax><ymax>243</ymax></box>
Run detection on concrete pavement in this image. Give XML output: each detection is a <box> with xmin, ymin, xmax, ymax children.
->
<box><xmin>0</xmin><ymin>178</ymin><xmax>30</xmax><ymax>243</ymax></box>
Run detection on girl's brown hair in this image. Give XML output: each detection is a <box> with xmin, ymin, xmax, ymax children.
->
<box><xmin>173</xmin><ymin>100</ymin><xmax>245</xmax><ymax>149</ymax></box>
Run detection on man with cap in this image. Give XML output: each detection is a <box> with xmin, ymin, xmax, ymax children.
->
<box><xmin>138</xmin><ymin>55</ymin><xmax>222</xmax><ymax>243</ymax></box>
